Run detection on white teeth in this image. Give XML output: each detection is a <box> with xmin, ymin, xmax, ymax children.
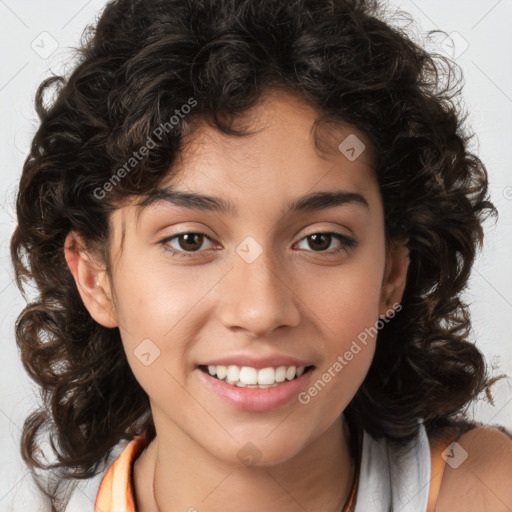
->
<box><xmin>275</xmin><ymin>366</ymin><xmax>287</xmax><ymax>382</ymax></box>
<box><xmin>204</xmin><ymin>364</ymin><xmax>308</xmax><ymax>387</ymax></box>
<box><xmin>227</xmin><ymin>365</ymin><xmax>240</xmax><ymax>382</ymax></box>
<box><xmin>285</xmin><ymin>366</ymin><xmax>297</xmax><ymax>380</ymax></box>
<box><xmin>257</xmin><ymin>367</ymin><xmax>276</xmax><ymax>385</ymax></box>
<box><xmin>239</xmin><ymin>366</ymin><xmax>258</xmax><ymax>385</ymax></box>
<box><xmin>216</xmin><ymin>365</ymin><xmax>227</xmax><ymax>380</ymax></box>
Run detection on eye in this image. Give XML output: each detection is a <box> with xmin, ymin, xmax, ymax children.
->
<box><xmin>159</xmin><ymin>230</ymin><xmax>356</xmax><ymax>259</ymax></box>
<box><xmin>295</xmin><ymin>232</ymin><xmax>356</xmax><ymax>255</ymax></box>
<box><xmin>159</xmin><ymin>231</ymin><xmax>216</xmax><ymax>258</ymax></box>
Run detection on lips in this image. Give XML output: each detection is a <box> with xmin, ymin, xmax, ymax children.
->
<box><xmin>197</xmin><ymin>364</ymin><xmax>315</xmax><ymax>411</ymax></box>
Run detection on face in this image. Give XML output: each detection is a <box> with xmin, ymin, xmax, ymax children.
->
<box><xmin>67</xmin><ymin>91</ymin><xmax>409</xmax><ymax>466</ymax></box>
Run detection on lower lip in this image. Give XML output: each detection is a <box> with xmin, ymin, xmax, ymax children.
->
<box><xmin>197</xmin><ymin>367</ymin><xmax>314</xmax><ymax>411</ymax></box>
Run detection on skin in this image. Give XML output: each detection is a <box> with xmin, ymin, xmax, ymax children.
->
<box><xmin>64</xmin><ymin>90</ymin><xmax>411</xmax><ymax>511</ymax></box>
<box><xmin>436</xmin><ymin>427</ymin><xmax>512</xmax><ymax>512</ymax></box>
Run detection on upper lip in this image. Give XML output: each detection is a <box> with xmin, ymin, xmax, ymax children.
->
<box><xmin>199</xmin><ymin>354</ymin><xmax>314</xmax><ymax>370</ymax></box>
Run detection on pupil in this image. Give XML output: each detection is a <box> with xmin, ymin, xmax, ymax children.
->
<box><xmin>180</xmin><ymin>233</ymin><xmax>203</xmax><ymax>251</ymax></box>
<box><xmin>309</xmin><ymin>234</ymin><xmax>330</xmax><ymax>251</ymax></box>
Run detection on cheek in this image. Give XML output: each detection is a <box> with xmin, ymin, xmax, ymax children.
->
<box><xmin>298</xmin><ymin>246</ymin><xmax>385</xmax><ymax>395</ymax></box>
<box><xmin>299</xmin><ymin>268</ymin><xmax>382</xmax><ymax>416</ymax></box>
<box><xmin>111</xmin><ymin>257</ymin><xmax>226</xmax><ymax>392</ymax></box>
<box><xmin>112</xmin><ymin>266</ymin><xmax>197</xmax><ymax>403</ymax></box>
<box><xmin>303</xmin><ymin>256</ymin><xmax>384</xmax><ymax>337</ymax></box>
<box><xmin>112</xmin><ymin>255</ymin><xmax>214</xmax><ymax>339</ymax></box>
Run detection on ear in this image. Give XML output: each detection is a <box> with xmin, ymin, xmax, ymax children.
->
<box><xmin>63</xmin><ymin>231</ymin><xmax>118</xmax><ymax>328</ymax></box>
<box><xmin>378</xmin><ymin>238</ymin><xmax>410</xmax><ymax>318</ymax></box>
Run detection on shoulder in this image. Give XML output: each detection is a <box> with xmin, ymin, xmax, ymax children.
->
<box><xmin>435</xmin><ymin>424</ymin><xmax>512</xmax><ymax>512</ymax></box>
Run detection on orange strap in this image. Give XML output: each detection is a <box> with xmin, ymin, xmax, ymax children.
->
<box><xmin>95</xmin><ymin>435</ymin><xmax>147</xmax><ymax>512</ymax></box>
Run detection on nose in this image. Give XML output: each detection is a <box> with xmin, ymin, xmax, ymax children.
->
<box><xmin>216</xmin><ymin>245</ymin><xmax>301</xmax><ymax>338</ymax></box>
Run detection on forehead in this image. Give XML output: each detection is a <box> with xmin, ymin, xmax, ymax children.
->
<box><xmin>176</xmin><ymin>91</ymin><xmax>374</xmax><ymax>178</ymax></box>
<box><xmin>139</xmin><ymin>92</ymin><xmax>376</xmax><ymax>215</ymax></box>
<box><xmin>111</xmin><ymin>92</ymin><xmax>379</xmax><ymax>249</ymax></box>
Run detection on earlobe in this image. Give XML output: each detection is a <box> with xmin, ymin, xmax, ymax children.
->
<box><xmin>64</xmin><ymin>232</ymin><xmax>118</xmax><ymax>328</ymax></box>
<box><xmin>379</xmin><ymin>238</ymin><xmax>410</xmax><ymax>318</ymax></box>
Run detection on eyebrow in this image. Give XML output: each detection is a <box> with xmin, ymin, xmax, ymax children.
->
<box><xmin>135</xmin><ymin>185</ymin><xmax>369</xmax><ymax>219</ymax></box>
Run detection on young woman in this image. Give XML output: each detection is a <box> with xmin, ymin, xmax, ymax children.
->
<box><xmin>10</xmin><ymin>0</ymin><xmax>512</xmax><ymax>511</ymax></box>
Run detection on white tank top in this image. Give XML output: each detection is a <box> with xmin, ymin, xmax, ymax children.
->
<box><xmin>354</xmin><ymin>421</ymin><xmax>431</xmax><ymax>512</ymax></box>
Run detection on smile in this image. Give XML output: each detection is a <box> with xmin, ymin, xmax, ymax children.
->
<box><xmin>197</xmin><ymin>364</ymin><xmax>316</xmax><ymax>411</ymax></box>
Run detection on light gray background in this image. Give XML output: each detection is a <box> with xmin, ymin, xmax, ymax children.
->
<box><xmin>1</xmin><ymin>0</ymin><xmax>511</xmax><ymax>510</ymax></box>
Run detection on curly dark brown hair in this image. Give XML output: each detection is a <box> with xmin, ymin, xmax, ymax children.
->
<box><xmin>10</xmin><ymin>0</ymin><xmax>502</xmax><ymax>508</ymax></box>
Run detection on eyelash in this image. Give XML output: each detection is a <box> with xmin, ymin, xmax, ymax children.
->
<box><xmin>159</xmin><ymin>230</ymin><xmax>356</xmax><ymax>259</ymax></box>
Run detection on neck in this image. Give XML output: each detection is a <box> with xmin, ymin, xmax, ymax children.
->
<box><xmin>135</xmin><ymin>415</ymin><xmax>356</xmax><ymax>512</ymax></box>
